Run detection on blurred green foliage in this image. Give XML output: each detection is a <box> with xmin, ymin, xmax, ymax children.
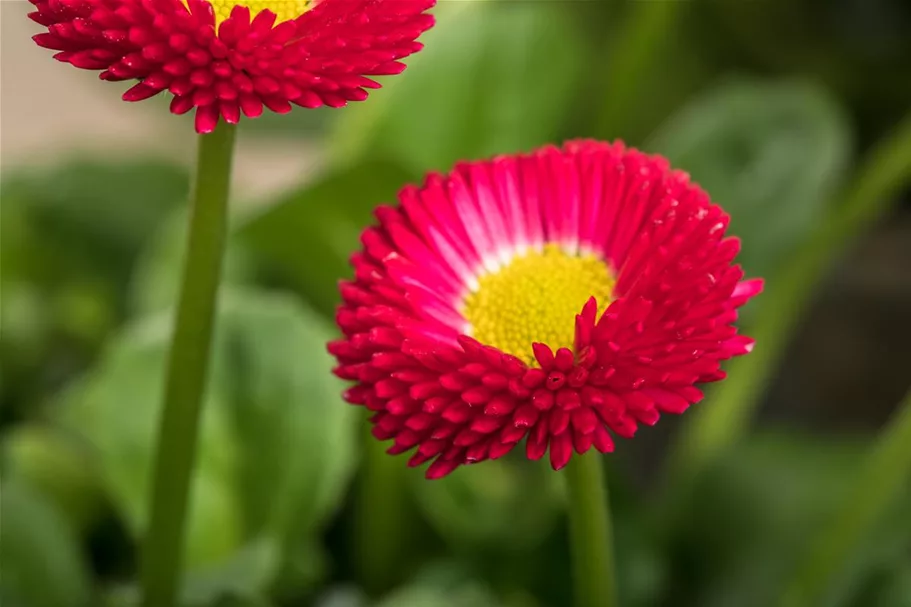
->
<box><xmin>330</xmin><ymin>1</ymin><xmax>588</xmax><ymax>175</ymax></box>
<box><xmin>649</xmin><ymin>79</ymin><xmax>852</xmax><ymax>280</ymax></box>
<box><xmin>239</xmin><ymin>161</ymin><xmax>413</xmax><ymax>317</ymax></box>
<box><xmin>3</xmin><ymin>1</ymin><xmax>910</xmax><ymax>606</ymax></box>
<box><xmin>412</xmin><ymin>455</ymin><xmax>564</xmax><ymax>553</ymax></box>
<box><xmin>0</xmin><ymin>480</ymin><xmax>92</xmax><ymax>607</ymax></box>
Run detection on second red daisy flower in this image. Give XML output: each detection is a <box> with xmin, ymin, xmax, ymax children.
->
<box><xmin>330</xmin><ymin>140</ymin><xmax>763</xmax><ymax>478</ymax></box>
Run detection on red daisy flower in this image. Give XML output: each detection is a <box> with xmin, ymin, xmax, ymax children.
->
<box><xmin>329</xmin><ymin>140</ymin><xmax>763</xmax><ymax>479</ymax></box>
<box><xmin>29</xmin><ymin>0</ymin><xmax>435</xmax><ymax>133</ymax></box>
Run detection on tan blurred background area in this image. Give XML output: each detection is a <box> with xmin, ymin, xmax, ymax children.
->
<box><xmin>1</xmin><ymin>0</ymin><xmax>319</xmax><ymax>201</ymax></box>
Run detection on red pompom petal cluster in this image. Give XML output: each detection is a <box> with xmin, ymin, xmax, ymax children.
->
<box><xmin>29</xmin><ymin>0</ymin><xmax>435</xmax><ymax>133</ymax></box>
<box><xmin>330</xmin><ymin>140</ymin><xmax>763</xmax><ymax>479</ymax></box>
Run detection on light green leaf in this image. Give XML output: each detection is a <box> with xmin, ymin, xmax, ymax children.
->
<box><xmin>331</xmin><ymin>0</ymin><xmax>587</xmax><ymax>174</ymax></box>
<box><xmin>53</xmin><ymin>288</ymin><xmax>356</xmax><ymax>598</ymax></box>
<box><xmin>649</xmin><ymin>78</ymin><xmax>852</xmax><ymax>279</ymax></box>
<box><xmin>212</xmin><ymin>290</ymin><xmax>359</xmax><ymax>540</ymax></box>
<box><xmin>0</xmin><ymin>480</ymin><xmax>92</xmax><ymax>607</ymax></box>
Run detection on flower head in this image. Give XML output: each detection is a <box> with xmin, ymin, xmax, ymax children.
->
<box><xmin>330</xmin><ymin>141</ymin><xmax>763</xmax><ymax>479</ymax></box>
<box><xmin>29</xmin><ymin>0</ymin><xmax>435</xmax><ymax>133</ymax></box>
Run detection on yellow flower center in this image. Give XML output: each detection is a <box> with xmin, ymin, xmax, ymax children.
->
<box><xmin>462</xmin><ymin>245</ymin><xmax>615</xmax><ymax>365</ymax></box>
<box><xmin>202</xmin><ymin>0</ymin><xmax>315</xmax><ymax>25</ymax></box>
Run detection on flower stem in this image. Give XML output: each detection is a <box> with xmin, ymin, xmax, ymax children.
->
<box><xmin>354</xmin><ymin>423</ymin><xmax>412</xmax><ymax>596</ymax></box>
<box><xmin>564</xmin><ymin>453</ymin><xmax>617</xmax><ymax>607</ymax></box>
<box><xmin>140</xmin><ymin>122</ymin><xmax>237</xmax><ymax>607</ymax></box>
<box><xmin>779</xmin><ymin>389</ymin><xmax>911</xmax><ymax>607</ymax></box>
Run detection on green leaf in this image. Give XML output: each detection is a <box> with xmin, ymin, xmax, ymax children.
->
<box><xmin>211</xmin><ymin>290</ymin><xmax>359</xmax><ymax>541</ymax></box>
<box><xmin>56</xmin><ymin>314</ymin><xmax>242</xmax><ymax>569</ymax></box>
<box><xmin>412</xmin><ymin>455</ymin><xmax>564</xmax><ymax>551</ymax></box>
<box><xmin>0</xmin><ymin>480</ymin><xmax>92</xmax><ymax>607</ymax></box>
<box><xmin>237</xmin><ymin>160</ymin><xmax>413</xmax><ymax>317</ymax></box>
<box><xmin>330</xmin><ymin>0</ymin><xmax>587</xmax><ymax>174</ymax></box>
<box><xmin>53</xmin><ymin>288</ymin><xmax>356</xmax><ymax>597</ymax></box>
<box><xmin>648</xmin><ymin>78</ymin><xmax>852</xmax><ymax>280</ymax></box>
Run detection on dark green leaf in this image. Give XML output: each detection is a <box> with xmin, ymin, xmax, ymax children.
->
<box><xmin>330</xmin><ymin>1</ymin><xmax>587</xmax><ymax>174</ymax></box>
<box><xmin>649</xmin><ymin>79</ymin><xmax>852</xmax><ymax>280</ymax></box>
<box><xmin>594</xmin><ymin>0</ymin><xmax>714</xmax><ymax>145</ymax></box>
<box><xmin>181</xmin><ymin>539</ymin><xmax>281</xmax><ymax>607</ymax></box>
<box><xmin>102</xmin><ymin>539</ymin><xmax>280</xmax><ymax>607</ymax></box>
<box><xmin>375</xmin><ymin>562</ymin><xmax>503</xmax><ymax>607</ymax></box>
<box><xmin>0</xmin><ymin>480</ymin><xmax>92</xmax><ymax>607</ymax></box>
<box><xmin>271</xmin><ymin>539</ymin><xmax>329</xmax><ymax>601</ymax></box>
<box><xmin>237</xmin><ymin>160</ymin><xmax>413</xmax><ymax>317</ymax></box>
<box><xmin>412</xmin><ymin>455</ymin><xmax>564</xmax><ymax>551</ymax></box>
<box><xmin>672</xmin><ymin>431</ymin><xmax>909</xmax><ymax>607</ymax></box>
<box><xmin>1</xmin><ymin>424</ymin><xmax>104</xmax><ymax>533</ymax></box>
<box><xmin>0</xmin><ymin>158</ymin><xmax>188</xmax><ymax>285</ymax></box>
<box><xmin>313</xmin><ymin>587</ymin><xmax>366</xmax><ymax>607</ymax></box>
<box><xmin>0</xmin><ymin>159</ymin><xmax>188</xmax><ymax>411</ymax></box>
<box><xmin>862</xmin><ymin>558</ymin><xmax>911</xmax><ymax>607</ymax></box>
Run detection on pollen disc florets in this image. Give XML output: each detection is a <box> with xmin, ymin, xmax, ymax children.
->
<box><xmin>201</xmin><ymin>0</ymin><xmax>314</xmax><ymax>25</ymax></box>
<box><xmin>463</xmin><ymin>244</ymin><xmax>615</xmax><ymax>366</ymax></box>
<box><xmin>330</xmin><ymin>140</ymin><xmax>763</xmax><ymax>479</ymax></box>
<box><xmin>29</xmin><ymin>0</ymin><xmax>436</xmax><ymax>133</ymax></box>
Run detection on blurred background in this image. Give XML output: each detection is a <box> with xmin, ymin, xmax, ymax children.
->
<box><xmin>2</xmin><ymin>1</ymin><xmax>910</xmax><ymax>606</ymax></box>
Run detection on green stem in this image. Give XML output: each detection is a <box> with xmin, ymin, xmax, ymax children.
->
<box><xmin>564</xmin><ymin>453</ymin><xmax>617</xmax><ymax>607</ymax></box>
<box><xmin>664</xmin><ymin>111</ymin><xmax>911</xmax><ymax>500</ymax></box>
<box><xmin>354</xmin><ymin>422</ymin><xmax>411</xmax><ymax>596</ymax></box>
<box><xmin>140</xmin><ymin>122</ymin><xmax>237</xmax><ymax>607</ymax></box>
<box><xmin>780</xmin><ymin>390</ymin><xmax>911</xmax><ymax>607</ymax></box>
